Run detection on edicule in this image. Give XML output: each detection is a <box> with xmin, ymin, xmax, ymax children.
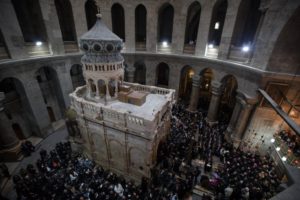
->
<box><xmin>69</xmin><ymin>14</ymin><xmax>175</xmax><ymax>181</ymax></box>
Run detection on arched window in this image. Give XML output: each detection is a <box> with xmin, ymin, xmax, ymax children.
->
<box><xmin>134</xmin><ymin>61</ymin><xmax>146</xmax><ymax>85</ymax></box>
<box><xmin>208</xmin><ymin>0</ymin><xmax>228</xmax><ymax>46</ymax></box>
<box><xmin>158</xmin><ymin>4</ymin><xmax>174</xmax><ymax>43</ymax></box>
<box><xmin>231</xmin><ymin>0</ymin><xmax>261</xmax><ymax>48</ymax></box>
<box><xmin>184</xmin><ymin>2</ymin><xmax>201</xmax><ymax>45</ymax></box>
<box><xmin>12</xmin><ymin>0</ymin><xmax>47</xmax><ymax>42</ymax></box>
<box><xmin>85</xmin><ymin>0</ymin><xmax>98</xmax><ymax>30</ymax></box>
<box><xmin>111</xmin><ymin>3</ymin><xmax>125</xmax><ymax>41</ymax></box>
<box><xmin>156</xmin><ymin>62</ymin><xmax>170</xmax><ymax>87</ymax></box>
<box><xmin>135</xmin><ymin>4</ymin><xmax>147</xmax><ymax>45</ymax></box>
<box><xmin>55</xmin><ymin>0</ymin><xmax>76</xmax><ymax>41</ymax></box>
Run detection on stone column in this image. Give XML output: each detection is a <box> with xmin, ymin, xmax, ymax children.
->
<box><xmin>206</xmin><ymin>81</ymin><xmax>222</xmax><ymax>123</ymax></box>
<box><xmin>124</xmin><ymin>4</ymin><xmax>135</xmax><ymax>52</ymax></box>
<box><xmin>146</xmin><ymin>4</ymin><xmax>157</xmax><ymax>53</ymax></box>
<box><xmin>172</xmin><ymin>5</ymin><xmax>185</xmax><ymax>54</ymax></box>
<box><xmin>0</xmin><ymin>0</ymin><xmax>28</xmax><ymax>59</ymax></box>
<box><xmin>23</xmin><ymin>79</ymin><xmax>52</xmax><ymax>137</ymax></box>
<box><xmin>0</xmin><ymin>92</ymin><xmax>20</xmax><ymax>151</ymax></box>
<box><xmin>95</xmin><ymin>83</ymin><xmax>100</xmax><ymax>99</ymax></box>
<box><xmin>70</xmin><ymin>0</ymin><xmax>88</xmax><ymax>43</ymax></box>
<box><xmin>126</xmin><ymin>66</ymin><xmax>135</xmax><ymax>83</ymax></box>
<box><xmin>188</xmin><ymin>75</ymin><xmax>201</xmax><ymax>112</ymax></box>
<box><xmin>195</xmin><ymin>0</ymin><xmax>214</xmax><ymax>56</ymax></box>
<box><xmin>114</xmin><ymin>80</ymin><xmax>118</xmax><ymax>97</ymax></box>
<box><xmin>55</xmin><ymin>63</ymin><xmax>74</xmax><ymax>108</ymax></box>
<box><xmin>105</xmin><ymin>81</ymin><xmax>111</xmax><ymax>101</ymax></box>
<box><xmin>224</xmin><ymin>93</ymin><xmax>244</xmax><ymax>141</ymax></box>
<box><xmin>39</xmin><ymin>0</ymin><xmax>65</xmax><ymax>55</ymax></box>
<box><xmin>231</xmin><ymin>98</ymin><xmax>256</xmax><ymax>145</ymax></box>
<box><xmin>218</xmin><ymin>0</ymin><xmax>242</xmax><ymax>59</ymax></box>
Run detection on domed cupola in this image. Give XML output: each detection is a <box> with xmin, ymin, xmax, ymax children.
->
<box><xmin>79</xmin><ymin>13</ymin><xmax>125</xmax><ymax>102</ymax></box>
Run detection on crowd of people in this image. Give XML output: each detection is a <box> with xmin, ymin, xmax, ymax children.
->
<box><xmin>277</xmin><ymin>130</ymin><xmax>300</xmax><ymax>157</ymax></box>
<box><xmin>11</xmin><ymin>102</ymin><xmax>282</xmax><ymax>199</ymax></box>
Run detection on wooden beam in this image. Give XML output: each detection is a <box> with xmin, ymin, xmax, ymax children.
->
<box><xmin>258</xmin><ymin>89</ymin><xmax>300</xmax><ymax>136</ymax></box>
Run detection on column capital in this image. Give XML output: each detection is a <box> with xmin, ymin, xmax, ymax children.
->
<box><xmin>192</xmin><ymin>75</ymin><xmax>201</xmax><ymax>87</ymax></box>
<box><xmin>126</xmin><ymin>66</ymin><xmax>135</xmax><ymax>73</ymax></box>
<box><xmin>211</xmin><ymin>81</ymin><xmax>223</xmax><ymax>96</ymax></box>
<box><xmin>236</xmin><ymin>91</ymin><xmax>258</xmax><ymax>107</ymax></box>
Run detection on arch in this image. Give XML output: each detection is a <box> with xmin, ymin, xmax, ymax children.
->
<box><xmin>35</xmin><ymin>66</ymin><xmax>65</xmax><ymax>119</ymax></box>
<box><xmin>135</xmin><ymin>4</ymin><xmax>147</xmax><ymax>44</ymax></box>
<box><xmin>199</xmin><ymin>68</ymin><xmax>214</xmax><ymax>110</ymax></box>
<box><xmin>97</xmin><ymin>79</ymin><xmax>106</xmax><ymax>97</ymax></box>
<box><xmin>134</xmin><ymin>61</ymin><xmax>146</xmax><ymax>85</ymax></box>
<box><xmin>108</xmin><ymin>79</ymin><xmax>116</xmax><ymax>97</ymax></box>
<box><xmin>109</xmin><ymin>139</ymin><xmax>125</xmax><ymax>167</ymax></box>
<box><xmin>70</xmin><ymin>64</ymin><xmax>85</xmax><ymax>89</ymax></box>
<box><xmin>184</xmin><ymin>1</ymin><xmax>201</xmax><ymax>44</ymax></box>
<box><xmin>219</xmin><ymin>75</ymin><xmax>238</xmax><ymax>122</ymax></box>
<box><xmin>88</xmin><ymin>79</ymin><xmax>96</xmax><ymax>95</ymax></box>
<box><xmin>231</xmin><ymin>0</ymin><xmax>261</xmax><ymax>48</ymax></box>
<box><xmin>208</xmin><ymin>0</ymin><xmax>228</xmax><ymax>46</ymax></box>
<box><xmin>178</xmin><ymin>66</ymin><xmax>194</xmax><ymax>101</ymax></box>
<box><xmin>157</xmin><ymin>3</ymin><xmax>174</xmax><ymax>43</ymax></box>
<box><xmin>85</xmin><ymin>0</ymin><xmax>98</xmax><ymax>30</ymax></box>
<box><xmin>54</xmin><ymin>0</ymin><xmax>76</xmax><ymax>42</ymax></box>
<box><xmin>11</xmin><ymin>0</ymin><xmax>47</xmax><ymax>42</ymax></box>
<box><xmin>267</xmin><ymin>6</ymin><xmax>300</xmax><ymax>74</ymax></box>
<box><xmin>111</xmin><ymin>3</ymin><xmax>125</xmax><ymax>41</ymax></box>
<box><xmin>0</xmin><ymin>77</ymin><xmax>35</xmax><ymax>138</ymax></box>
<box><xmin>156</xmin><ymin>62</ymin><xmax>170</xmax><ymax>87</ymax></box>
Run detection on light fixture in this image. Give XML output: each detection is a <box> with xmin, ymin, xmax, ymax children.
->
<box><xmin>270</xmin><ymin>138</ymin><xmax>275</xmax><ymax>143</ymax></box>
<box><xmin>276</xmin><ymin>147</ymin><xmax>281</xmax><ymax>151</ymax></box>
<box><xmin>282</xmin><ymin>156</ymin><xmax>287</xmax><ymax>162</ymax></box>
<box><xmin>36</xmin><ymin>41</ymin><xmax>42</xmax><ymax>46</ymax></box>
<box><xmin>162</xmin><ymin>41</ymin><xmax>168</xmax><ymax>47</ymax></box>
<box><xmin>214</xmin><ymin>22</ymin><xmax>220</xmax><ymax>30</ymax></box>
<box><xmin>242</xmin><ymin>46</ymin><xmax>250</xmax><ymax>52</ymax></box>
<box><xmin>208</xmin><ymin>44</ymin><xmax>214</xmax><ymax>49</ymax></box>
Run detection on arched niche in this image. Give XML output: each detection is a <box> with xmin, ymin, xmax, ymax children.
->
<box><xmin>199</xmin><ymin>68</ymin><xmax>214</xmax><ymax>110</ymax></box>
<box><xmin>219</xmin><ymin>75</ymin><xmax>238</xmax><ymax>122</ymax></box>
<box><xmin>184</xmin><ymin>1</ymin><xmax>201</xmax><ymax>45</ymax></box>
<box><xmin>134</xmin><ymin>61</ymin><xmax>146</xmax><ymax>85</ymax></box>
<box><xmin>0</xmin><ymin>77</ymin><xmax>36</xmax><ymax>138</ymax></box>
<box><xmin>178</xmin><ymin>65</ymin><xmax>194</xmax><ymax>101</ymax></box>
<box><xmin>35</xmin><ymin>66</ymin><xmax>65</xmax><ymax>120</ymax></box>
<box><xmin>156</xmin><ymin>62</ymin><xmax>170</xmax><ymax>87</ymax></box>
<box><xmin>135</xmin><ymin>4</ymin><xmax>147</xmax><ymax>44</ymax></box>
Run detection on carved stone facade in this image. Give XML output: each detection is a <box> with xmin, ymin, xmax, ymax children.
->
<box><xmin>69</xmin><ymin>15</ymin><xmax>175</xmax><ymax>180</ymax></box>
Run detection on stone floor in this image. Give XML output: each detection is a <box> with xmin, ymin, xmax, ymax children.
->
<box><xmin>1</xmin><ymin>127</ymin><xmax>68</xmax><ymax>199</ymax></box>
